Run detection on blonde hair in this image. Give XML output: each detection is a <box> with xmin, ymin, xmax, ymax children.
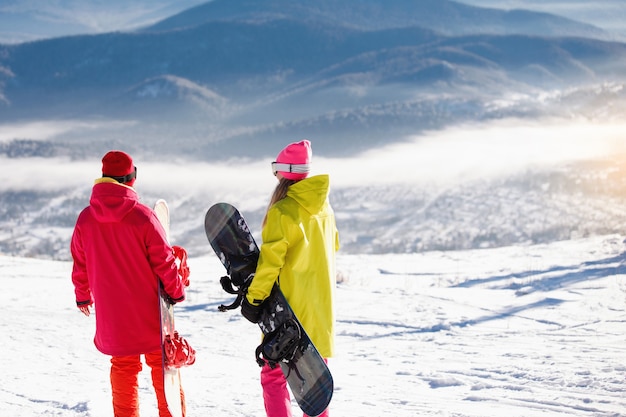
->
<box><xmin>262</xmin><ymin>177</ymin><xmax>297</xmax><ymax>227</ymax></box>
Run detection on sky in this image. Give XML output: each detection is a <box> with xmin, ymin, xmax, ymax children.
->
<box><xmin>1</xmin><ymin>233</ymin><xmax>625</xmax><ymax>416</ymax></box>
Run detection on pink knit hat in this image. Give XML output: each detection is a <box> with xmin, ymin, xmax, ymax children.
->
<box><xmin>272</xmin><ymin>140</ymin><xmax>312</xmax><ymax>180</ymax></box>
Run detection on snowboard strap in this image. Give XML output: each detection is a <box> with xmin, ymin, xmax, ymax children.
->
<box><xmin>164</xmin><ymin>330</ymin><xmax>196</xmax><ymax>368</ymax></box>
<box><xmin>255</xmin><ymin>318</ymin><xmax>301</xmax><ymax>368</ymax></box>
<box><xmin>282</xmin><ymin>358</ymin><xmax>306</xmax><ymax>386</ymax></box>
<box><xmin>228</xmin><ymin>256</ymin><xmax>256</xmax><ymax>287</ymax></box>
<box><xmin>172</xmin><ymin>245</ymin><xmax>190</xmax><ymax>287</ymax></box>
<box><xmin>218</xmin><ymin>255</ymin><xmax>256</xmax><ymax>311</ymax></box>
<box><xmin>217</xmin><ymin>274</ymin><xmax>250</xmax><ymax>311</ymax></box>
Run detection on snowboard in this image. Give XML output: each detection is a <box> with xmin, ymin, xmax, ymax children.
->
<box><xmin>154</xmin><ymin>199</ymin><xmax>184</xmax><ymax>417</ymax></box>
<box><xmin>204</xmin><ymin>202</ymin><xmax>333</xmax><ymax>417</ymax></box>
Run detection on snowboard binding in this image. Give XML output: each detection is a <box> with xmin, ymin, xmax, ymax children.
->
<box><xmin>217</xmin><ymin>255</ymin><xmax>257</xmax><ymax>312</ymax></box>
<box><xmin>256</xmin><ymin>318</ymin><xmax>302</xmax><ymax>368</ymax></box>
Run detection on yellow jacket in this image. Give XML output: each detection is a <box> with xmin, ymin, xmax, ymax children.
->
<box><xmin>246</xmin><ymin>175</ymin><xmax>340</xmax><ymax>358</ymax></box>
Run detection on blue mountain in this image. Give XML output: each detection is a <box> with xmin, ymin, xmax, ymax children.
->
<box><xmin>0</xmin><ymin>0</ymin><xmax>624</xmax><ymax>158</ymax></box>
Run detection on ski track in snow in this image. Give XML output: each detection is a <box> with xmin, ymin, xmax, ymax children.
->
<box><xmin>1</xmin><ymin>235</ymin><xmax>626</xmax><ymax>416</ymax></box>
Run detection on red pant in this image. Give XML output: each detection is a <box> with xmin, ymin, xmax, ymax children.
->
<box><xmin>110</xmin><ymin>350</ymin><xmax>185</xmax><ymax>417</ymax></box>
<box><xmin>260</xmin><ymin>361</ymin><xmax>329</xmax><ymax>417</ymax></box>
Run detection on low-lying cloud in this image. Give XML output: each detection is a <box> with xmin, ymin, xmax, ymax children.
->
<box><xmin>1</xmin><ymin>119</ymin><xmax>624</xmax><ymax>202</ymax></box>
<box><xmin>317</xmin><ymin>119</ymin><xmax>626</xmax><ymax>187</ymax></box>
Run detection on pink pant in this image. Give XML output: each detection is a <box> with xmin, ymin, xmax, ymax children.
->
<box><xmin>260</xmin><ymin>361</ymin><xmax>329</xmax><ymax>417</ymax></box>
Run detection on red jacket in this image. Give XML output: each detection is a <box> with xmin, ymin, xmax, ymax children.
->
<box><xmin>71</xmin><ymin>179</ymin><xmax>185</xmax><ymax>356</ymax></box>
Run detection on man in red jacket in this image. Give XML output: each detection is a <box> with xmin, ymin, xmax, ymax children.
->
<box><xmin>71</xmin><ymin>150</ymin><xmax>188</xmax><ymax>417</ymax></box>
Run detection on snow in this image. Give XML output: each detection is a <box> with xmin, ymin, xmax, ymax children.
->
<box><xmin>2</xmin><ymin>234</ymin><xmax>625</xmax><ymax>416</ymax></box>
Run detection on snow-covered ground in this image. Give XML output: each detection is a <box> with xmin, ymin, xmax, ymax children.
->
<box><xmin>2</xmin><ymin>233</ymin><xmax>625</xmax><ymax>416</ymax></box>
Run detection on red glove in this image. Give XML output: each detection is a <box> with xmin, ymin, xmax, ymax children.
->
<box><xmin>173</xmin><ymin>245</ymin><xmax>190</xmax><ymax>287</ymax></box>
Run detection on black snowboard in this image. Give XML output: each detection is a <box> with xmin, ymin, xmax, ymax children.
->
<box><xmin>204</xmin><ymin>202</ymin><xmax>333</xmax><ymax>417</ymax></box>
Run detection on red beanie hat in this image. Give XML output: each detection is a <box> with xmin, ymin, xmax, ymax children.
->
<box><xmin>102</xmin><ymin>150</ymin><xmax>136</xmax><ymax>186</ymax></box>
<box><xmin>273</xmin><ymin>140</ymin><xmax>312</xmax><ymax>180</ymax></box>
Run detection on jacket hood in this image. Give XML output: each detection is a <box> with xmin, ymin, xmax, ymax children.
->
<box><xmin>287</xmin><ymin>174</ymin><xmax>330</xmax><ymax>214</ymax></box>
<box><xmin>89</xmin><ymin>178</ymin><xmax>138</xmax><ymax>223</ymax></box>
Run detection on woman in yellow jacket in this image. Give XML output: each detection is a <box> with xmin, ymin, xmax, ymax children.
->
<box><xmin>241</xmin><ymin>140</ymin><xmax>340</xmax><ymax>417</ymax></box>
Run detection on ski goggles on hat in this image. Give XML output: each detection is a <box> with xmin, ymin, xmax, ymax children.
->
<box><xmin>104</xmin><ymin>166</ymin><xmax>137</xmax><ymax>183</ymax></box>
<box><xmin>271</xmin><ymin>162</ymin><xmax>310</xmax><ymax>176</ymax></box>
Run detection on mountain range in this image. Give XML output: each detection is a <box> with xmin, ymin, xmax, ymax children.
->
<box><xmin>1</xmin><ymin>0</ymin><xmax>626</xmax><ymax>260</ymax></box>
<box><xmin>1</xmin><ymin>0</ymin><xmax>625</xmax><ymax>159</ymax></box>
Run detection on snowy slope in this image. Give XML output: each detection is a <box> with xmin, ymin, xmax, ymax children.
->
<box><xmin>1</xmin><ymin>234</ymin><xmax>625</xmax><ymax>416</ymax></box>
